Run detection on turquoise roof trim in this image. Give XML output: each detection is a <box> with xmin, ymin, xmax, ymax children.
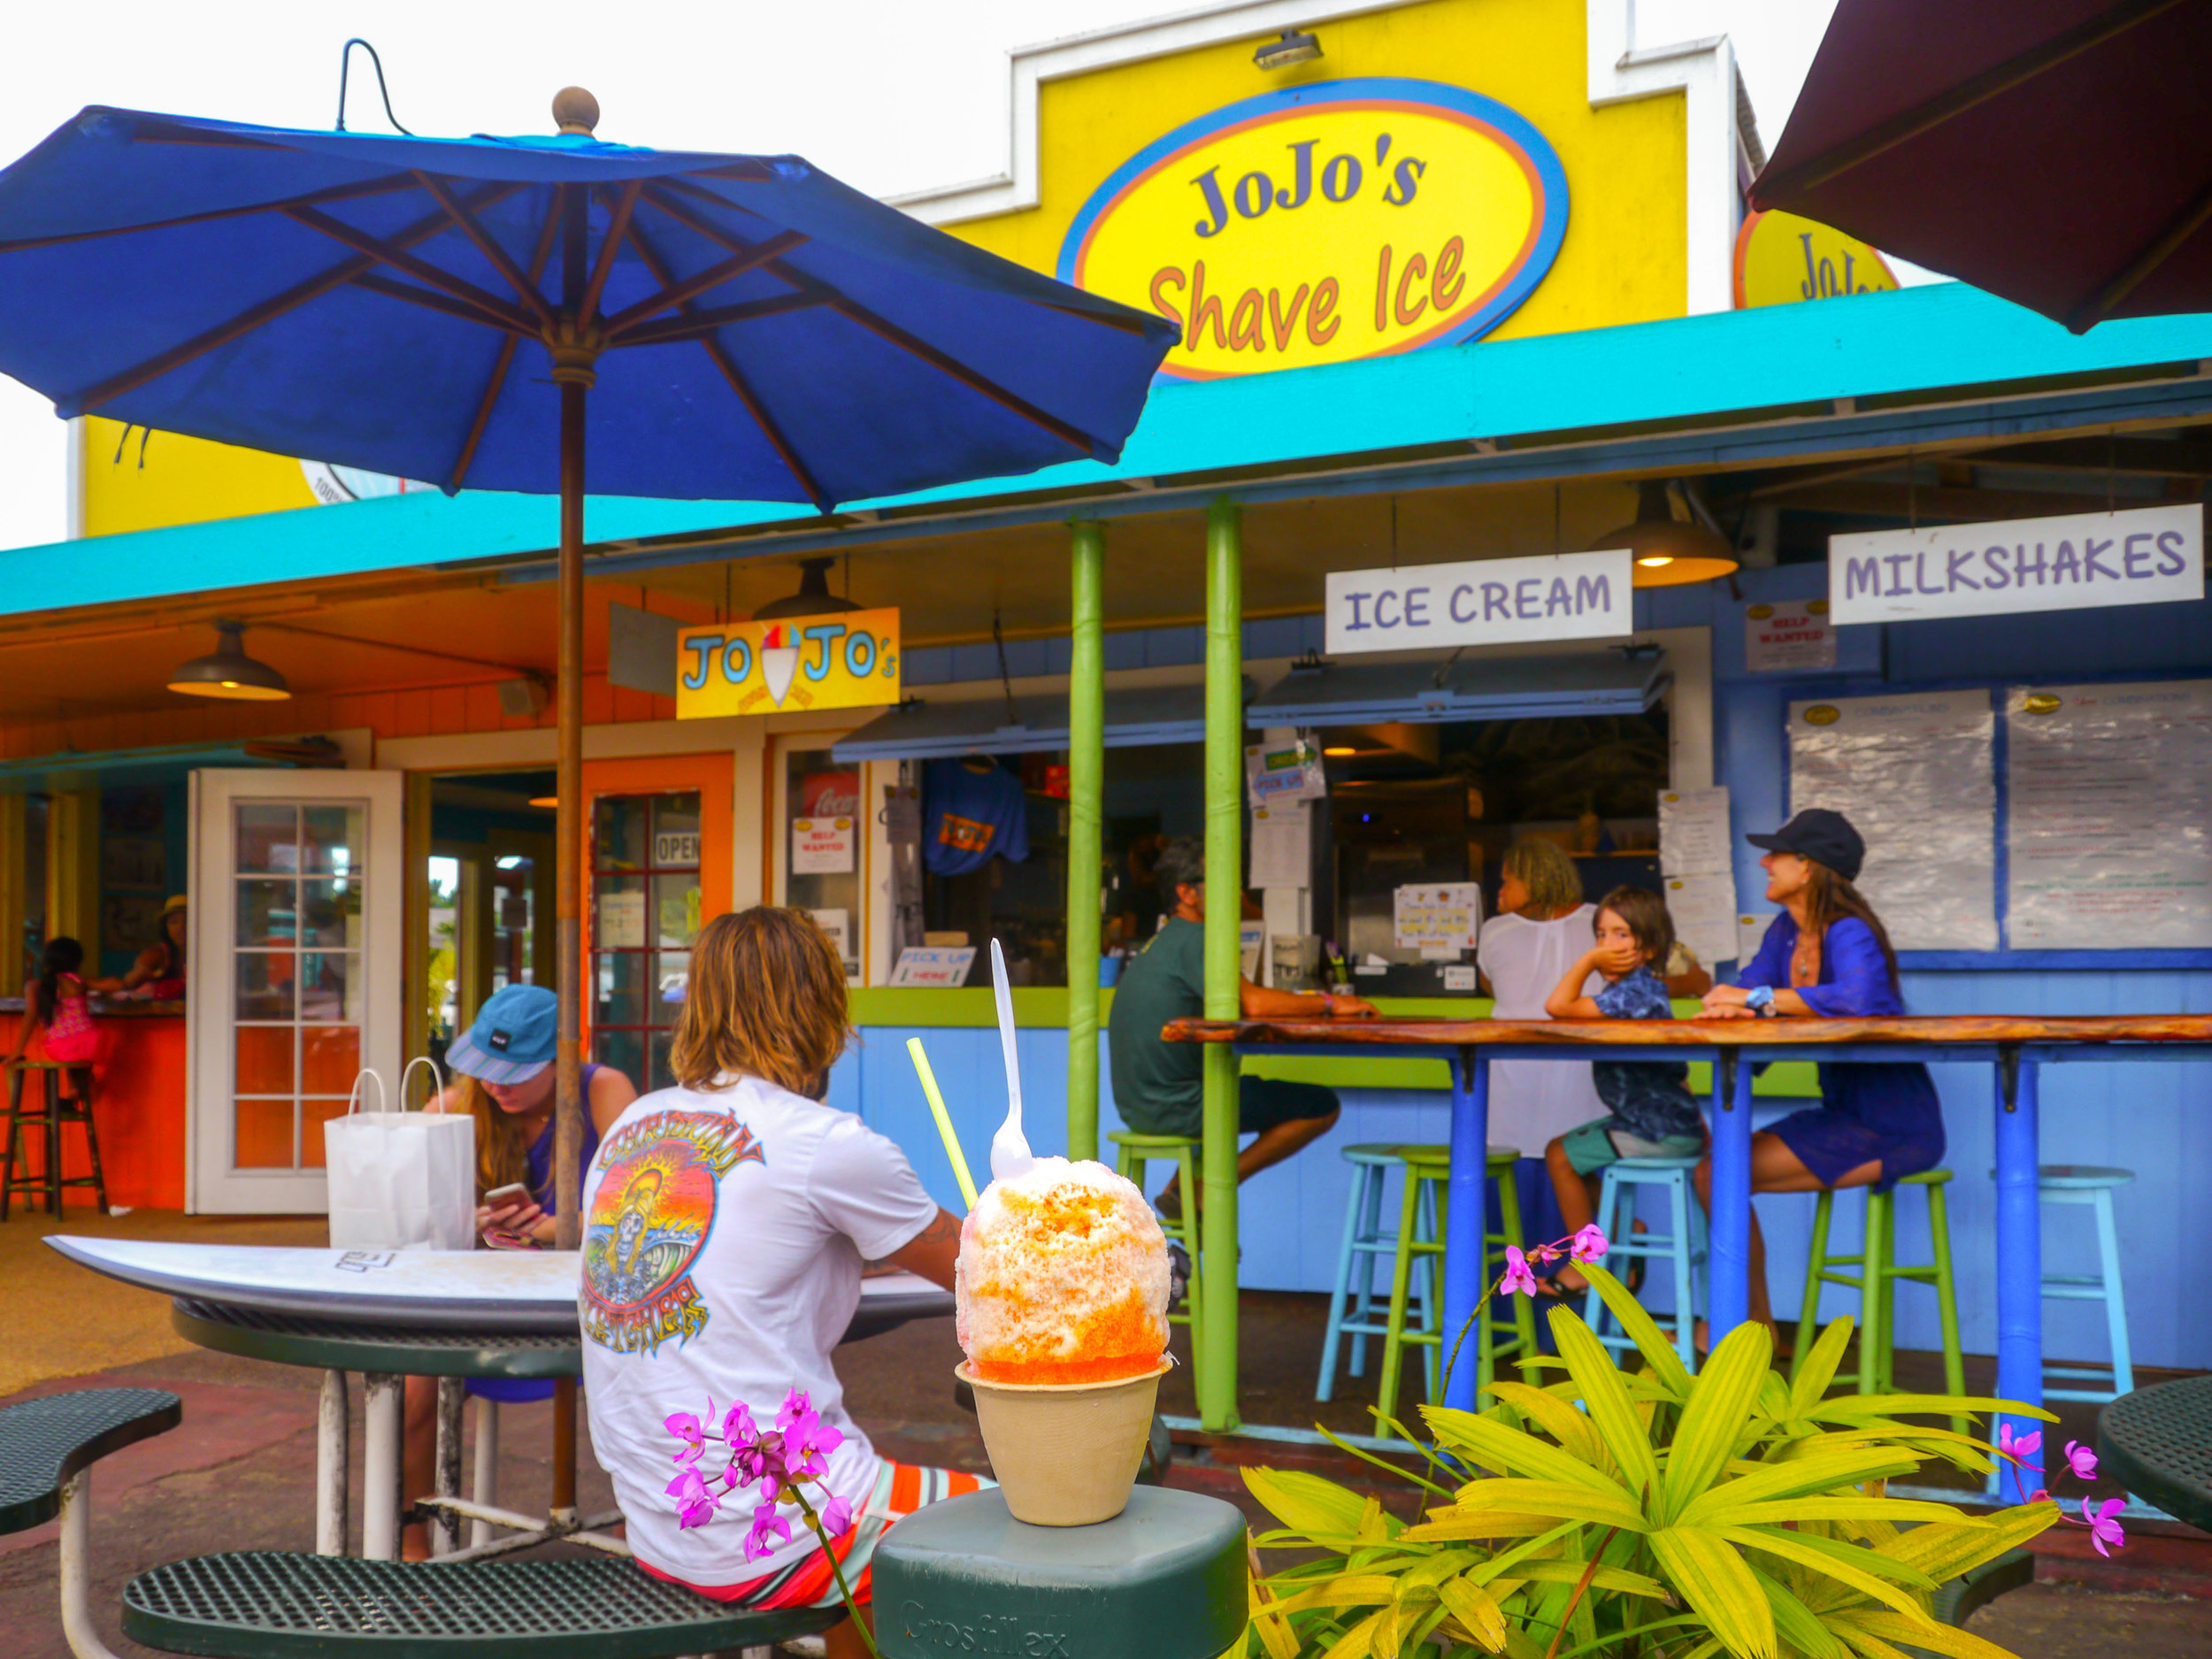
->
<box><xmin>8</xmin><ymin>281</ymin><xmax>2212</xmax><ymax>619</ymax></box>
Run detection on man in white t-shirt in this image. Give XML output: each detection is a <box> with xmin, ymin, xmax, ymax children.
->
<box><xmin>580</xmin><ymin>907</ymin><xmax>976</xmax><ymax>1657</ymax></box>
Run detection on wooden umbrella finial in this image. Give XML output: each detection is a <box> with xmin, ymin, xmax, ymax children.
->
<box><xmin>553</xmin><ymin>87</ymin><xmax>600</xmax><ymax>135</ymax></box>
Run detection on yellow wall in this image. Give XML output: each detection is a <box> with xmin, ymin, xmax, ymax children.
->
<box><xmin>943</xmin><ymin>0</ymin><xmax>1688</xmax><ymax>342</ymax></box>
<box><xmin>79</xmin><ymin>416</ymin><xmax>323</xmax><ymax>539</ymax></box>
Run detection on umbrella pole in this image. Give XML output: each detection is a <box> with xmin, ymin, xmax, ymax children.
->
<box><xmin>550</xmin><ymin>180</ymin><xmax>594</xmax><ymax>1526</ymax></box>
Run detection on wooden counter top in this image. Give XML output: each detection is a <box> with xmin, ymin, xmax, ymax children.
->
<box><xmin>1163</xmin><ymin>1013</ymin><xmax>2212</xmax><ymax>1047</ymax></box>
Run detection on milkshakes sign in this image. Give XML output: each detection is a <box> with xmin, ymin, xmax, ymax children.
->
<box><xmin>1325</xmin><ymin>550</ymin><xmax>1632</xmax><ymax>653</ymax></box>
<box><xmin>1060</xmin><ymin>79</ymin><xmax>1568</xmax><ymax>380</ymax></box>
<box><xmin>1829</xmin><ymin>504</ymin><xmax>2203</xmax><ymax>625</ymax></box>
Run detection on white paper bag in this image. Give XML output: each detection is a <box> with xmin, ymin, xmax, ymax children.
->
<box><xmin>326</xmin><ymin>1069</ymin><xmax>477</xmax><ymax>1251</ymax></box>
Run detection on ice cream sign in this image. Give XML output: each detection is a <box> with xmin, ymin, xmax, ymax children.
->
<box><xmin>1059</xmin><ymin>78</ymin><xmax>1567</xmax><ymax>380</ymax></box>
<box><xmin>674</xmin><ymin>608</ymin><xmax>901</xmax><ymax>718</ymax></box>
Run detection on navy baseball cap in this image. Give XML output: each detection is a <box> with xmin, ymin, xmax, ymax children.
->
<box><xmin>1747</xmin><ymin>810</ymin><xmax>1865</xmax><ymax>883</ymax></box>
<box><xmin>446</xmin><ymin>984</ymin><xmax>557</xmax><ymax>1084</ymax></box>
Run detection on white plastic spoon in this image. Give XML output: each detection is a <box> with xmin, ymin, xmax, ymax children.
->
<box><xmin>987</xmin><ymin>938</ymin><xmax>1036</xmax><ymax>1182</ymax></box>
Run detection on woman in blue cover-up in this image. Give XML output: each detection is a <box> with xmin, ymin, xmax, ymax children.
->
<box><xmin>1695</xmin><ymin>810</ymin><xmax>1943</xmax><ymax>1348</ymax></box>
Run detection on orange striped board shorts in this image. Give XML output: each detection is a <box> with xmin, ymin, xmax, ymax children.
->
<box><xmin>640</xmin><ymin>1459</ymin><xmax>993</xmax><ymax>1609</ymax></box>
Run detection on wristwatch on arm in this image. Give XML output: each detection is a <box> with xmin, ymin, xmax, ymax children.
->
<box><xmin>1745</xmin><ymin>985</ymin><xmax>1778</xmax><ymax>1018</ymax></box>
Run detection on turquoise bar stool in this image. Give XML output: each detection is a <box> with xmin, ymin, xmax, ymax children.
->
<box><xmin>1587</xmin><ymin>1157</ymin><xmax>1707</xmax><ymax>1373</ymax></box>
<box><xmin>1792</xmin><ymin>1170</ymin><xmax>1965</xmax><ymax>1423</ymax></box>
<box><xmin>1316</xmin><ymin>1145</ymin><xmax>1417</xmax><ymax>1402</ymax></box>
<box><xmin>2021</xmin><ymin>1165</ymin><xmax>2136</xmax><ymax>1404</ymax></box>
<box><xmin>1370</xmin><ymin>1146</ymin><xmax>1534</xmax><ymax>1432</ymax></box>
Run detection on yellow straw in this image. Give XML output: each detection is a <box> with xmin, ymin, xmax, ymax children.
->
<box><xmin>906</xmin><ymin>1036</ymin><xmax>979</xmax><ymax>1211</ymax></box>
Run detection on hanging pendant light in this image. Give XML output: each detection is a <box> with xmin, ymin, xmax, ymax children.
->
<box><xmin>1588</xmin><ymin>480</ymin><xmax>1740</xmax><ymax>587</ymax></box>
<box><xmin>167</xmin><ymin>620</ymin><xmax>291</xmax><ymax>700</ymax></box>
<box><xmin>751</xmin><ymin>556</ymin><xmax>862</xmax><ymax>620</ymax></box>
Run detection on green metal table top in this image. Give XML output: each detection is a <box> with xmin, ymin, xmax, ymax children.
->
<box><xmin>122</xmin><ymin>1551</ymin><xmax>836</xmax><ymax>1659</ymax></box>
<box><xmin>2098</xmin><ymin>1376</ymin><xmax>2212</xmax><ymax>1533</ymax></box>
<box><xmin>0</xmin><ymin>1386</ymin><xmax>180</xmax><ymax>1535</ymax></box>
<box><xmin>173</xmin><ymin>1299</ymin><xmax>580</xmax><ymax>1380</ymax></box>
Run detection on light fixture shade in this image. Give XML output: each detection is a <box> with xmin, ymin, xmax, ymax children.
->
<box><xmin>168</xmin><ymin>621</ymin><xmax>291</xmax><ymax>701</ymax></box>
<box><xmin>752</xmin><ymin>556</ymin><xmax>863</xmax><ymax>620</ymax></box>
<box><xmin>1588</xmin><ymin>480</ymin><xmax>1740</xmax><ymax>588</ymax></box>
<box><xmin>1254</xmin><ymin>29</ymin><xmax>1323</xmax><ymax>69</ymax></box>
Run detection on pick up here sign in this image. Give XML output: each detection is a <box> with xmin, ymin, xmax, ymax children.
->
<box><xmin>1829</xmin><ymin>503</ymin><xmax>2202</xmax><ymax>625</ymax></box>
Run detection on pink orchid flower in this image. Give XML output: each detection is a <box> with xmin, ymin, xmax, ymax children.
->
<box><xmin>721</xmin><ymin>1400</ymin><xmax>757</xmax><ymax>1447</ymax></box>
<box><xmin>665</xmin><ymin>1406</ymin><xmax>710</xmax><ymax>1464</ymax></box>
<box><xmin>2062</xmin><ymin>1440</ymin><xmax>2098</xmax><ymax>1482</ymax></box>
<box><xmin>1570</xmin><ymin>1225</ymin><xmax>1609</xmax><ymax>1263</ymax></box>
<box><xmin>1500</xmin><ymin>1246</ymin><xmax>1540</xmax><ymax>1297</ymax></box>
<box><xmin>2080</xmin><ymin>1497</ymin><xmax>2126</xmax><ymax>1558</ymax></box>
<box><xmin>1996</xmin><ymin>1423</ymin><xmax>2042</xmax><ymax>1463</ymax></box>
<box><xmin>667</xmin><ymin>1463</ymin><xmax>720</xmax><ymax>1529</ymax></box>
<box><xmin>744</xmin><ymin>1501</ymin><xmax>795</xmax><ymax>1561</ymax></box>
<box><xmin>818</xmin><ymin>1494</ymin><xmax>856</xmax><ymax>1538</ymax></box>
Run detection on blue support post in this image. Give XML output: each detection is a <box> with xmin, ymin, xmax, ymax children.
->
<box><xmin>1440</xmin><ymin>1048</ymin><xmax>1489</xmax><ymax>1413</ymax></box>
<box><xmin>1707</xmin><ymin>1049</ymin><xmax>1754</xmax><ymax>1348</ymax></box>
<box><xmin>1993</xmin><ymin>1047</ymin><xmax>2044</xmax><ymax>1502</ymax></box>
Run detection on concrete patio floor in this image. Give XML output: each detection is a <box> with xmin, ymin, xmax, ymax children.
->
<box><xmin>4</xmin><ymin>1210</ymin><xmax>2205</xmax><ymax>1657</ymax></box>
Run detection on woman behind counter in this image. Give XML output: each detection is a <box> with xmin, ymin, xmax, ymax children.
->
<box><xmin>1695</xmin><ymin>809</ymin><xmax>1943</xmax><ymax>1350</ymax></box>
<box><xmin>91</xmin><ymin>894</ymin><xmax>188</xmax><ymax>997</ymax></box>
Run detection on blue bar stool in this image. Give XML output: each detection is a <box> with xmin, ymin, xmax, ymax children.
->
<box><xmin>2019</xmin><ymin>1164</ymin><xmax>2136</xmax><ymax>1404</ymax></box>
<box><xmin>1587</xmin><ymin>1157</ymin><xmax>1706</xmax><ymax>1373</ymax></box>
<box><xmin>1315</xmin><ymin>1145</ymin><xmax>1415</xmax><ymax>1402</ymax></box>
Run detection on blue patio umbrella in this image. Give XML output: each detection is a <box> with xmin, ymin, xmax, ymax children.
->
<box><xmin>0</xmin><ymin>90</ymin><xmax>1177</xmax><ymax>1249</ymax></box>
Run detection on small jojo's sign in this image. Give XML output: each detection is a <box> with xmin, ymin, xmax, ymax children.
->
<box><xmin>1060</xmin><ymin>78</ymin><xmax>1568</xmax><ymax>380</ymax></box>
<box><xmin>676</xmin><ymin>608</ymin><xmax>901</xmax><ymax>718</ymax></box>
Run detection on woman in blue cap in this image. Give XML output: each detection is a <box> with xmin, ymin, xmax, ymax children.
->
<box><xmin>401</xmin><ymin>983</ymin><xmax>638</xmax><ymax>1556</ymax></box>
<box><xmin>1694</xmin><ymin>809</ymin><xmax>1943</xmax><ymax>1350</ymax></box>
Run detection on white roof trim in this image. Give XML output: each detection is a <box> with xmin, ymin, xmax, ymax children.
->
<box><xmin>889</xmin><ymin>0</ymin><xmax>1741</xmax><ymax>321</ymax></box>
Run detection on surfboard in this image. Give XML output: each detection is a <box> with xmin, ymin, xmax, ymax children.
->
<box><xmin>47</xmin><ymin>1235</ymin><xmax>950</xmax><ymax>1336</ymax></box>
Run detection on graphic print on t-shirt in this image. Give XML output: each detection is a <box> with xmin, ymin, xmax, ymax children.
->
<box><xmin>581</xmin><ymin>1110</ymin><xmax>764</xmax><ymax>1355</ymax></box>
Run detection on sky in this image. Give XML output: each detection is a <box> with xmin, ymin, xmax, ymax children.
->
<box><xmin>0</xmin><ymin>0</ymin><xmax>1853</xmax><ymax>553</ymax></box>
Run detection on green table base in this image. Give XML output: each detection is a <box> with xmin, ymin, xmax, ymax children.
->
<box><xmin>172</xmin><ymin>1299</ymin><xmax>580</xmax><ymax>1379</ymax></box>
<box><xmin>874</xmin><ymin>1486</ymin><xmax>1247</xmax><ymax>1659</ymax></box>
<box><xmin>123</xmin><ymin>1552</ymin><xmax>835</xmax><ymax>1659</ymax></box>
<box><xmin>2099</xmin><ymin>1376</ymin><xmax>2212</xmax><ymax>1532</ymax></box>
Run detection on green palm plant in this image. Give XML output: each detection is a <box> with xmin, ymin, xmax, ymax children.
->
<box><xmin>1246</xmin><ymin>1263</ymin><xmax>2060</xmax><ymax>1659</ymax></box>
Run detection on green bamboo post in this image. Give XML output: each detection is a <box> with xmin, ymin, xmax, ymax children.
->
<box><xmin>1065</xmin><ymin>519</ymin><xmax>1106</xmax><ymax>1165</ymax></box>
<box><xmin>1199</xmin><ymin>496</ymin><xmax>1242</xmax><ymax>1431</ymax></box>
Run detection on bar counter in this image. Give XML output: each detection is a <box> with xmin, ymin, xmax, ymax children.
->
<box><xmin>2</xmin><ymin>996</ymin><xmax>186</xmax><ymax>1211</ymax></box>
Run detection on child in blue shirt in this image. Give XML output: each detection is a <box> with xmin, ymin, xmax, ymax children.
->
<box><xmin>1539</xmin><ymin>887</ymin><xmax>1705</xmax><ymax>1296</ymax></box>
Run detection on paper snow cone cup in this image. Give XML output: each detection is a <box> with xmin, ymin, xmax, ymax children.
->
<box><xmin>956</xmin><ymin>1361</ymin><xmax>1166</xmax><ymax>1525</ymax></box>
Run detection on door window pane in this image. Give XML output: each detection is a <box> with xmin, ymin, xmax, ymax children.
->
<box><xmin>590</xmin><ymin>790</ymin><xmax>698</xmax><ymax>1093</ymax></box>
<box><xmin>785</xmin><ymin>750</ymin><xmax>861</xmax><ymax>982</ymax></box>
<box><xmin>230</xmin><ymin>797</ymin><xmax>371</xmax><ymax>1173</ymax></box>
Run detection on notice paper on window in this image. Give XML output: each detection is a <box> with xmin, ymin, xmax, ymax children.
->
<box><xmin>2005</xmin><ymin>679</ymin><xmax>2212</xmax><ymax>949</ymax></box>
<box><xmin>1249</xmin><ymin>801</ymin><xmax>1311</xmax><ymax>889</ymax></box>
<box><xmin>1394</xmin><ymin>883</ymin><xmax>1481</xmax><ymax>957</ymax></box>
<box><xmin>1659</xmin><ymin>786</ymin><xmax>1732</xmax><ymax>877</ymax></box>
<box><xmin>1788</xmin><ymin>689</ymin><xmax>1997</xmax><ymax>951</ymax></box>
<box><xmin>1661</xmin><ymin>872</ymin><xmax>1739</xmax><ymax>969</ymax></box>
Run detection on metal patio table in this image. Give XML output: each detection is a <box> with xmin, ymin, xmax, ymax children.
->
<box><xmin>2098</xmin><ymin>1376</ymin><xmax>2212</xmax><ymax>1533</ymax></box>
<box><xmin>1167</xmin><ymin>1011</ymin><xmax>2212</xmax><ymax>1473</ymax></box>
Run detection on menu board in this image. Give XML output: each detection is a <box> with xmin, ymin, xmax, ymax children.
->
<box><xmin>2005</xmin><ymin>679</ymin><xmax>2212</xmax><ymax>949</ymax></box>
<box><xmin>1788</xmin><ymin>689</ymin><xmax>1997</xmax><ymax>951</ymax></box>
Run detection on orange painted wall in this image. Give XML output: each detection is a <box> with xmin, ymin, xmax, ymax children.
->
<box><xmin>10</xmin><ymin>1017</ymin><xmax>188</xmax><ymax>1211</ymax></box>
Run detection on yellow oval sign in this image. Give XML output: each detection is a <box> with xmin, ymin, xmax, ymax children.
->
<box><xmin>1060</xmin><ymin>79</ymin><xmax>1568</xmax><ymax>380</ymax></box>
<box><xmin>2022</xmin><ymin>693</ymin><xmax>2063</xmax><ymax>715</ymax></box>
<box><xmin>1803</xmin><ymin>704</ymin><xmax>1842</xmax><ymax>726</ymax></box>
<box><xmin>1734</xmin><ymin>209</ymin><xmax>1898</xmax><ymax>309</ymax></box>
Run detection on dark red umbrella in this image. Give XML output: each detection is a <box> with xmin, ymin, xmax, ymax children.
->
<box><xmin>1752</xmin><ymin>0</ymin><xmax>2212</xmax><ymax>333</ymax></box>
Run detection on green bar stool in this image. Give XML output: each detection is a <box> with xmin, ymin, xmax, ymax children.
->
<box><xmin>2020</xmin><ymin>1165</ymin><xmax>2135</xmax><ymax>1404</ymax></box>
<box><xmin>1375</xmin><ymin>1145</ymin><xmax>1533</xmax><ymax>1435</ymax></box>
<box><xmin>1316</xmin><ymin>1144</ymin><xmax>1421</xmax><ymax>1402</ymax></box>
<box><xmin>1110</xmin><ymin>1131</ymin><xmax>1204</xmax><ymax>1389</ymax></box>
<box><xmin>1588</xmin><ymin>1157</ymin><xmax>1708</xmax><ymax>1375</ymax></box>
<box><xmin>1793</xmin><ymin>1170</ymin><xmax>1965</xmax><ymax>1423</ymax></box>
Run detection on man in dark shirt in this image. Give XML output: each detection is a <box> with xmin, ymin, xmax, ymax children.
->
<box><xmin>1107</xmin><ymin>839</ymin><xmax>1376</xmax><ymax>1217</ymax></box>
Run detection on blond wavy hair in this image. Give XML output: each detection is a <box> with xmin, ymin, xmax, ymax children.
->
<box><xmin>1502</xmin><ymin>837</ymin><xmax>1584</xmax><ymax>917</ymax></box>
<box><xmin>671</xmin><ymin>907</ymin><xmax>853</xmax><ymax>1094</ymax></box>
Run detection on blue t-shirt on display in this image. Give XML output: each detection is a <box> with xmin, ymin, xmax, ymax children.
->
<box><xmin>922</xmin><ymin>759</ymin><xmax>1030</xmax><ymax>876</ymax></box>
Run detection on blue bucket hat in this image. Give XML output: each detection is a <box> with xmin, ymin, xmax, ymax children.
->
<box><xmin>446</xmin><ymin>984</ymin><xmax>557</xmax><ymax>1085</ymax></box>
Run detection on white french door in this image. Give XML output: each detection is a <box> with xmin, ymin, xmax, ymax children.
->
<box><xmin>189</xmin><ymin>769</ymin><xmax>404</xmax><ymax>1214</ymax></box>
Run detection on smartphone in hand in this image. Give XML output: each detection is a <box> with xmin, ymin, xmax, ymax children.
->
<box><xmin>483</xmin><ymin>1181</ymin><xmax>534</xmax><ymax>1210</ymax></box>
